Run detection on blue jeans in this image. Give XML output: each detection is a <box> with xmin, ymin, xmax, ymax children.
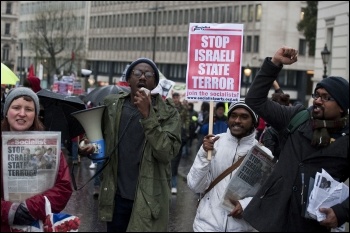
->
<box><xmin>106</xmin><ymin>195</ymin><xmax>133</xmax><ymax>232</ymax></box>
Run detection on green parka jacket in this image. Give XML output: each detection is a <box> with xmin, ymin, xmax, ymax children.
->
<box><xmin>98</xmin><ymin>92</ymin><xmax>182</xmax><ymax>231</ymax></box>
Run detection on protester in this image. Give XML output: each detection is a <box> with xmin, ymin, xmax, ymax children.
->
<box><xmin>259</xmin><ymin>81</ymin><xmax>291</xmax><ymax>158</ymax></box>
<box><xmin>200</xmin><ymin>102</ymin><xmax>228</xmax><ymax>135</ymax></box>
<box><xmin>170</xmin><ymin>92</ymin><xmax>189</xmax><ymax>194</ymax></box>
<box><xmin>78</xmin><ymin>58</ymin><xmax>182</xmax><ymax>232</ymax></box>
<box><xmin>255</xmin><ymin>117</ymin><xmax>266</xmax><ymax>140</ymax></box>
<box><xmin>244</xmin><ymin>46</ymin><xmax>349</xmax><ymax>231</ymax></box>
<box><xmin>1</xmin><ymin>87</ymin><xmax>72</xmax><ymax>232</ymax></box>
<box><xmin>23</xmin><ymin>76</ymin><xmax>42</xmax><ymax>93</ymax></box>
<box><xmin>187</xmin><ymin>101</ymin><xmax>272</xmax><ymax>232</ymax></box>
<box><xmin>184</xmin><ymin>102</ymin><xmax>198</xmax><ymax>158</ymax></box>
<box><xmin>196</xmin><ymin>101</ymin><xmax>210</xmax><ymax>151</ymax></box>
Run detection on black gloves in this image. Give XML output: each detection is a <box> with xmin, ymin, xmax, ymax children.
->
<box><xmin>13</xmin><ymin>203</ymin><xmax>36</xmax><ymax>225</ymax></box>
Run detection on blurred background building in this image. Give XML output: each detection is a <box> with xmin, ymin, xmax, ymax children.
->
<box><xmin>1</xmin><ymin>1</ymin><xmax>349</xmax><ymax>106</ymax></box>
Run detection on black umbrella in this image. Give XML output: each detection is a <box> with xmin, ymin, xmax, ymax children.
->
<box><xmin>37</xmin><ymin>89</ymin><xmax>86</xmax><ymax>151</ymax></box>
<box><xmin>84</xmin><ymin>85</ymin><xmax>130</xmax><ymax>107</ymax></box>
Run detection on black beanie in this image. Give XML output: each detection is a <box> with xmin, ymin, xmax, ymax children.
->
<box><xmin>216</xmin><ymin>102</ymin><xmax>225</xmax><ymax>110</ymax></box>
<box><xmin>315</xmin><ymin>76</ymin><xmax>349</xmax><ymax>112</ymax></box>
<box><xmin>228</xmin><ymin>101</ymin><xmax>259</xmax><ymax>127</ymax></box>
<box><xmin>125</xmin><ymin>58</ymin><xmax>160</xmax><ymax>86</ymax></box>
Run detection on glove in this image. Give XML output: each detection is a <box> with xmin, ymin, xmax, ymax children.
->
<box><xmin>13</xmin><ymin>203</ymin><xmax>35</xmax><ymax>225</ymax></box>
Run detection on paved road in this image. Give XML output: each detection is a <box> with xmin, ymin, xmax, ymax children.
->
<box><xmin>63</xmin><ymin>142</ymin><xmax>199</xmax><ymax>232</ymax></box>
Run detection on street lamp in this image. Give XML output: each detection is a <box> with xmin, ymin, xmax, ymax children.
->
<box><xmin>81</xmin><ymin>68</ymin><xmax>93</xmax><ymax>92</ymax></box>
<box><xmin>321</xmin><ymin>44</ymin><xmax>331</xmax><ymax>79</ymax></box>
<box><xmin>149</xmin><ymin>2</ymin><xmax>164</xmax><ymax>61</ymax></box>
<box><xmin>18</xmin><ymin>41</ymin><xmax>24</xmax><ymax>85</ymax></box>
<box><xmin>243</xmin><ymin>64</ymin><xmax>252</xmax><ymax>95</ymax></box>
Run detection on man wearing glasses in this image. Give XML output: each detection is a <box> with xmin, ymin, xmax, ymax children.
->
<box><xmin>243</xmin><ymin>47</ymin><xmax>349</xmax><ymax>232</ymax></box>
<box><xmin>78</xmin><ymin>58</ymin><xmax>182</xmax><ymax>232</ymax></box>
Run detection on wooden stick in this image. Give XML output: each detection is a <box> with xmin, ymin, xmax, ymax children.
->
<box><xmin>207</xmin><ymin>101</ymin><xmax>214</xmax><ymax>161</ymax></box>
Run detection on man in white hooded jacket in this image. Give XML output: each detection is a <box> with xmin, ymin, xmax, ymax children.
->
<box><xmin>187</xmin><ymin>101</ymin><xmax>273</xmax><ymax>232</ymax></box>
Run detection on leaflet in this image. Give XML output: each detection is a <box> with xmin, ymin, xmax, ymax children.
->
<box><xmin>306</xmin><ymin>169</ymin><xmax>348</xmax><ymax>232</ymax></box>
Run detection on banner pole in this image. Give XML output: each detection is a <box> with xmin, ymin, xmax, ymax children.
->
<box><xmin>207</xmin><ymin>101</ymin><xmax>214</xmax><ymax>161</ymax></box>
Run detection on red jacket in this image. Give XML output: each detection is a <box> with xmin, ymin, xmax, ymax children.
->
<box><xmin>1</xmin><ymin>152</ymin><xmax>72</xmax><ymax>231</ymax></box>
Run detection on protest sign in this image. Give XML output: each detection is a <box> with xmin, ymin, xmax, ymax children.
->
<box><xmin>186</xmin><ymin>23</ymin><xmax>244</xmax><ymax>160</ymax></box>
<box><xmin>186</xmin><ymin>23</ymin><xmax>244</xmax><ymax>102</ymax></box>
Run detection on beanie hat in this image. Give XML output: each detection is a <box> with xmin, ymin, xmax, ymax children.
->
<box><xmin>125</xmin><ymin>58</ymin><xmax>160</xmax><ymax>86</ymax></box>
<box><xmin>216</xmin><ymin>102</ymin><xmax>226</xmax><ymax>110</ymax></box>
<box><xmin>227</xmin><ymin>101</ymin><xmax>259</xmax><ymax>127</ymax></box>
<box><xmin>315</xmin><ymin>76</ymin><xmax>349</xmax><ymax>112</ymax></box>
<box><xmin>172</xmin><ymin>92</ymin><xmax>180</xmax><ymax>97</ymax></box>
<box><xmin>3</xmin><ymin>87</ymin><xmax>40</xmax><ymax>117</ymax></box>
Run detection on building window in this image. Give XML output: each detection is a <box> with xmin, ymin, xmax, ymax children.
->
<box><xmin>2</xmin><ymin>44</ymin><xmax>10</xmax><ymax>61</ymax></box>
<box><xmin>177</xmin><ymin>37</ymin><xmax>181</xmax><ymax>51</ymax></box>
<box><xmin>214</xmin><ymin>7</ymin><xmax>219</xmax><ymax>22</ymax></box>
<box><xmin>253</xmin><ymin>35</ymin><xmax>259</xmax><ymax>52</ymax></box>
<box><xmin>246</xmin><ymin>36</ymin><xmax>252</xmax><ymax>52</ymax></box>
<box><xmin>162</xmin><ymin>11</ymin><xmax>166</xmax><ymax>25</ymax></box>
<box><xmin>190</xmin><ymin>9</ymin><xmax>195</xmax><ymax>23</ymax></box>
<box><xmin>248</xmin><ymin>5</ymin><xmax>254</xmax><ymax>22</ymax></box>
<box><xmin>202</xmin><ymin>8</ymin><xmax>207</xmax><ymax>22</ymax></box>
<box><xmin>208</xmin><ymin>8</ymin><xmax>213</xmax><ymax>22</ymax></box>
<box><xmin>227</xmin><ymin>6</ymin><xmax>232</xmax><ymax>22</ymax></box>
<box><xmin>182</xmin><ymin>37</ymin><xmax>187</xmax><ymax>52</ymax></box>
<box><xmin>241</xmin><ymin>5</ymin><xmax>247</xmax><ymax>22</ymax></box>
<box><xmin>184</xmin><ymin>10</ymin><xmax>189</xmax><ymax>24</ymax></box>
<box><xmin>5</xmin><ymin>23</ymin><xmax>11</xmax><ymax>35</ymax></box>
<box><xmin>6</xmin><ymin>2</ymin><xmax>12</xmax><ymax>14</ymax></box>
<box><xmin>179</xmin><ymin>10</ymin><xmax>183</xmax><ymax>25</ymax></box>
<box><xmin>220</xmin><ymin>7</ymin><xmax>226</xmax><ymax>23</ymax></box>
<box><xmin>298</xmin><ymin>39</ymin><xmax>306</xmax><ymax>56</ymax></box>
<box><xmin>300</xmin><ymin>8</ymin><xmax>305</xmax><ymax>20</ymax></box>
<box><xmin>196</xmin><ymin>9</ymin><xmax>201</xmax><ymax>22</ymax></box>
<box><xmin>255</xmin><ymin>4</ymin><xmax>262</xmax><ymax>21</ymax></box>
<box><xmin>234</xmin><ymin>6</ymin><xmax>239</xmax><ymax>22</ymax></box>
<box><xmin>171</xmin><ymin>37</ymin><xmax>176</xmax><ymax>51</ymax></box>
<box><xmin>173</xmin><ymin>10</ymin><xmax>177</xmax><ymax>25</ymax></box>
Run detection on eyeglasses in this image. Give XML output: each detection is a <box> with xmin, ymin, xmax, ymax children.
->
<box><xmin>311</xmin><ymin>93</ymin><xmax>335</xmax><ymax>102</ymax></box>
<box><xmin>132</xmin><ymin>69</ymin><xmax>154</xmax><ymax>79</ymax></box>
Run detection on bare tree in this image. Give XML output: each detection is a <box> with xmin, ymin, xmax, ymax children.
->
<box><xmin>27</xmin><ymin>4</ymin><xmax>85</xmax><ymax>86</ymax></box>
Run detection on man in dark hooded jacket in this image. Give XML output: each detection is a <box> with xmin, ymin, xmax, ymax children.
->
<box><xmin>244</xmin><ymin>46</ymin><xmax>349</xmax><ymax>232</ymax></box>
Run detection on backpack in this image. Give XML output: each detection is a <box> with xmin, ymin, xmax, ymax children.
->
<box><xmin>280</xmin><ymin>109</ymin><xmax>310</xmax><ymax>146</ymax></box>
<box><xmin>287</xmin><ymin>109</ymin><xmax>310</xmax><ymax>133</ymax></box>
<box><xmin>262</xmin><ymin>109</ymin><xmax>310</xmax><ymax>160</ymax></box>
